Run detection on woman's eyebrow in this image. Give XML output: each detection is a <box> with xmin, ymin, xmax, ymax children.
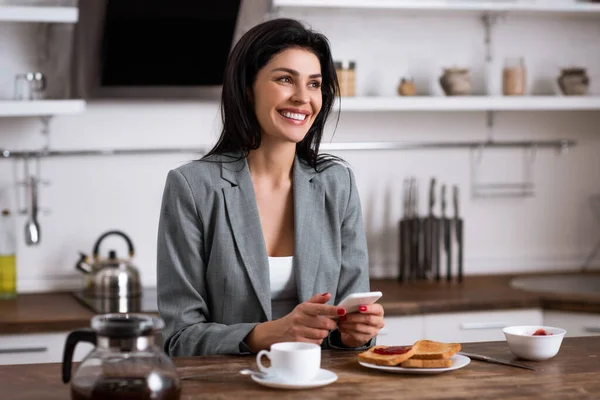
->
<box><xmin>271</xmin><ymin>67</ymin><xmax>322</xmax><ymax>79</ymax></box>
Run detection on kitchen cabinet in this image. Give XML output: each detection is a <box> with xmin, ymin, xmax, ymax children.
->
<box><xmin>423</xmin><ymin>308</ymin><xmax>543</xmax><ymax>343</ymax></box>
<box><xmin>543</xmin><ymin>311</ymin><xmax>600</xmax><ymax>338</ymax></box>
<box><xmin>0</xmin><ymin>4</ymin><xmax>86</xmax><ymax>118</ymax></box>
<box><xmin>0</xmin><ymin>332</ymin><xmax>93</xmax><ymax>365</ymax></box>
<box><xmin>378</xmin><ymin>308</ymin><xmax>544</xmax><ymax>345</ymax></box>
<box><xmin>376</xmin><ymin>315</ymin><xmax>425</xmax><ymax>346</ymax></box>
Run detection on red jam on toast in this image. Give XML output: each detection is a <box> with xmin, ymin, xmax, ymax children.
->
<box><xmin>373</xmin><ymin>346</ymin><xmax>413</xmax><ymax>355</ymax></box>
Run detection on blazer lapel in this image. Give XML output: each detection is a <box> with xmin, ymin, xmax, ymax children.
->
<box><xmin>221</xmin><ymin>156</ymin><xmax>272</xmax><ymax>320</ymax></box>
<box><xmin>293</xmin><ymin>157</ymin><xmax>324</xmax><ymax>303</ymax></box>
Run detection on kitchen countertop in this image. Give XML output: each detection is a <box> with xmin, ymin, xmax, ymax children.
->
<box><xmin>1</xmin><ymin>337</ymin><xmax>598</xmax><ymax>399</ymax></box>
<box><xmin>1</xmin><ymin>272</ymin><xmax>599</xmax><ymax>335</ymax></box>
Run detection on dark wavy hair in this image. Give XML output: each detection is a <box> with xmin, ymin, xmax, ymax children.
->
<box><xmin>203</xmin><ymin>18</ymin><xmax>340</xmax><ymax>170</ymax></box>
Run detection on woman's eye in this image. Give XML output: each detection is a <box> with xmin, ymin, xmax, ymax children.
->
<box><xmin>309</xmin><ymin>81</ymin><xmax>322</xmax><ymax>89</ymax></box>
<box><xmin>277</xmin><ymin>76</ymin><xmax>292</xmax><ymax>83</ymax></box>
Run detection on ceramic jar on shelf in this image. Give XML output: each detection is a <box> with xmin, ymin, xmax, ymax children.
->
<box><xmin>439</xmin><ymin>68</ymin><xmax>472</xmax><ymax>96</ymax></box>
<box><xmin>502</xmin><ymin>57</ymin><xmax>527</xmax><ymax>96</ymax></box>
<box><xmin>335</xmin><ymin>60</ymin><xmax>356</xmax><ymax>97</ymax></box>
<box><xmin>397</xmin><ymin>77</ymin><xmax>417</xmax><ymax>96</ymax></box>
<box><xmin>557</xmin><ymin>67</ymin><xmax>589</xmax><ymax>96</ymax></box>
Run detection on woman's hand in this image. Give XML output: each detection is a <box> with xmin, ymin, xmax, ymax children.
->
<box><xmin>338</xmin><ymin>303</ymin><xmax>385</xmax><ymax>348</ymax></box>
<box><xmin>246</xmin><ymin>292</ymin><xmax>345</xmax><ymax>351</ymax></box>
<box><xmin>277</xmin><ymin>292</ymin><xmax>344</xmax><ymax>344</ymax></box>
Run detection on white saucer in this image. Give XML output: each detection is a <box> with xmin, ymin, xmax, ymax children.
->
<box><xmin>359</xmin><ymin>354</ymin><xmax>471</xmax><ymax>375</ymax></box>
<box><xmin>250</xmin><ymin>368</ymin><xmax>338</xmax><ymax>389</ymax></box>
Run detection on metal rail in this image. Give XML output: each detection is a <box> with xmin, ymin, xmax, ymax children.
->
<box><xmin>0</xmin><ymin>139</ymin><xmax>576</xmax><ymax>158</ymax></box>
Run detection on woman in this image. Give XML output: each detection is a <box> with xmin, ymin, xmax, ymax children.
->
<box><xmin>157</xmin><ymin>18</ymin><xmax>384</xmax><ymax>356</ymax></box>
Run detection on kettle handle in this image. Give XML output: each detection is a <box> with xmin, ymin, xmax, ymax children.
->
<box><xmin>62</xmin><ymin>328</ymin><xmax>97</xmax><ymax>384</ymax></box>
<box><xmin>92</xmin><ymin>230</ymin><xmax>135</xmax><ymax>260</ymax></box>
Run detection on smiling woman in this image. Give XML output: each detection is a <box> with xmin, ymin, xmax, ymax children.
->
<box><xmin>156</xmin><ymin>18</ymin><xmax>385</xmax><ymax>357</ymax></box>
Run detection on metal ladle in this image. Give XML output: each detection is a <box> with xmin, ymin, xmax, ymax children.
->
<box><xmin>24</xmin><ymin>175</ymin><xmax>40</xmax><ymax>246</ymax></box>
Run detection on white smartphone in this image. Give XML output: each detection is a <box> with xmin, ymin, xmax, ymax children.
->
<box><xmin>336</xmin><ymin>291</ymin><xmax>383</xmax><ymax>315</ymax></box>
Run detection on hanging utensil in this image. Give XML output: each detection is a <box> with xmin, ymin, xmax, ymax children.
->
<box><xmin>24</xmin><ymin>175</ymin><xmax>41</xmax><ymax>246</ymax></box>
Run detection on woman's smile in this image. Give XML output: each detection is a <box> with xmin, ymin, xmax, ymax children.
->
<box><xmin>277</xmin><ymin>107</ymin><xmax>311</xmax><ymax>125</ymax></box>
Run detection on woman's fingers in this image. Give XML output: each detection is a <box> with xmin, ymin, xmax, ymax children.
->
<box><xmin>295</xmin><ymin>309</ymin><xmax>338</xmax><ymax>331</ymax></box>
<box><xmin>340</xmin><ymin>313</ymin><xmax>385</xmax><ymax>328</ymax></box>
<box><xmin>338</xmin><ymin>321</ymin><xmax>380</xmax><ymax>337</ymax></box>
<box><xmin>290</xmin><ymin>325</ymin><xmax>330</xmax><ymax>341</ymax></box>
<box><xmin>357</xmin><ymin>303</ymin><xmax>384</xmax><ymax>316</ymax></box>
<box><xmin>302</xmin><ymin>302</ymin><xmax>345</xmax><ymax>319</ymax></box>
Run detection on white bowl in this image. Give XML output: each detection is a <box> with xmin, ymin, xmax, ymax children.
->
<box><xmin>503</xmin><ymin>325</ymin><xmax>566</xmax><ymax>361</ymax></box>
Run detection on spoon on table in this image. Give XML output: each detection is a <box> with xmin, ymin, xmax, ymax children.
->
<box><xmin>239</xmin><ymin>369</ymin><xmax>267</xmax><ymax>378</ymax></box>
<box><xmin>181</xmin><ymin>369</ymin><xmax>267</xmax><ymax>380</ymax></box>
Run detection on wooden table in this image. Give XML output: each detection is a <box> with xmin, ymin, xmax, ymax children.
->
<box><xmin>1</xmin><ymin>337</ymin><xmax>599</xmax><ymax>399</ymax></box>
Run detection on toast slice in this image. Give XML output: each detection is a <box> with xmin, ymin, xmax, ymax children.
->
<box><xmin>357</xmin><ymin>345</ymin><xmax>416</xmax><ymax>366</ymax></box>
<box><xmin>411</xmin><ymin>340</ymin><xmax>461</xmax><ymax>360</ymax></box>
<box><xmin>401</xmin><ymin>358</ymin><xmax>453</xmax><ymax>369</ymax></box>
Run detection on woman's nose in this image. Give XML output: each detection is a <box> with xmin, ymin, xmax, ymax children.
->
<box><xmin>291</xmin><ymin>86</ymin><xmax>310</xmax><ymax>104</ymax></box>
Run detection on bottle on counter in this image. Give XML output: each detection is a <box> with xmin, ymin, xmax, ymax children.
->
<box><xmin>502</xmin><ymin>57</ymin><xmax>527</xmax><ymax>96</ymax></box>
<box><xmin>0</xmin><ymin>209</ymin><xmax>17</xmax><ymax>299</ymax></box>
<box><xmin>335</xmin><ymin>60</ymin><xmax>356</xmax><ymax>97</ymax></box>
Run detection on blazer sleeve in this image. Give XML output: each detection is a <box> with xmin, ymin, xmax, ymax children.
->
<box><xmin>157</xmin><ymin>169</ymin><xmax>258</xmax><ymax>356</ymax></box>
<box><xmin>327</xmin><ymin>166</ymin><xmax>376</xmax><ymax>350</ymax></box>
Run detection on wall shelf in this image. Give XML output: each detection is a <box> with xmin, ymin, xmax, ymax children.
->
<box><xmin>0</xmin><ymin>5</ymin><xmax>79</xmax><ymax>23</ymax></box>
<box><xmin>0</xmin><ymin>100</ymin><xmax>86</xmax><ymax>117</ymax></box>
<box><xmin>273</xmin><ymin>0</ymin><xmax>600</xmax><ymax>16</ymax></box>
<box><xmin>0</xmin><ymin>138</ymin><xmax>575</xmax><ymax>159</ymax></box>
<box><xmin>336</xmin><ymin>96</ymin><xmax>600</xmax><ymax>112</ymax></box>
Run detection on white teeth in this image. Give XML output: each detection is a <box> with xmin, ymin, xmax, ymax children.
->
<box><xmin>280</xmin><ymin>111</ymin><xmax>307</xmax><ymax>121</ymax></box>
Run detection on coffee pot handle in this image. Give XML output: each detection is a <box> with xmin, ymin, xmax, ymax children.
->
<box><xmin>92</xmin><ymin>230</ymin><xmax>135</xmax><ymax>260</ymax></box>
<box><xmin>62</xmin><ymin>328</ymin><xmax>97</xmax><ymax>384</ymax></box>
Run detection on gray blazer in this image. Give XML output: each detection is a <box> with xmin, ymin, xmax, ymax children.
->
<box><xmin>157</xmin><ymin>153</ymin><xmax>373</xmax><ymax>356</ymax></box>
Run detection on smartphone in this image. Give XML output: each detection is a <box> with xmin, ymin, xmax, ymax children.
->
<box><xmin>336</xmin><ymin>291</ymin><xmax>383</xmax><ymax>315</ymax></box>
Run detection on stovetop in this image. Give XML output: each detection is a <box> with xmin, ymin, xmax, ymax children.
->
<box><xmin>73</xmin><ymin>287</ymin><xmax>158</xmax><ymax>314</ymax></box>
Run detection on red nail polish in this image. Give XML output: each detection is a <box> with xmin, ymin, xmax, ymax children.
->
<box><xmin>337</xmin><ymin>308</ymin><xmax>346</xmax><ymax>316</ymax></box>
<box><xmin>321</xmin><ymin>292</ymin><xmax>330</xmax><ymax>296</ymax></box>
<box><xmin>340</xmin><ymin>315</ymin><xmax>347</xmax><ymax>322</ymax></box>
<box><xmin>359</xmin><ymin>305</ymin><xmax>367</xmax><ymax>312</ymax></box>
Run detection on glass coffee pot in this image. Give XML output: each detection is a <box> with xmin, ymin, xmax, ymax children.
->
<box><xmin>62</xmin><ymin>314</ymin><xmax>181</xmax><ymax>400</ymax></box>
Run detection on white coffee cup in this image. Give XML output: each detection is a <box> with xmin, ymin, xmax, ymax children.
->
<box><xmin>256</xmin><ymin>342</ymin><xmax>321</xmax><ymax>383</ymax></box>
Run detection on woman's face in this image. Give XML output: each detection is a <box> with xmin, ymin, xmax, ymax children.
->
<box><xmin>252</xmin><ymin>47</ymin><xmax>323</xmax><ymax>145</ymax></box>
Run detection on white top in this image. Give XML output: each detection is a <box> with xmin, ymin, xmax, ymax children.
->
<box><xmin>268</xmin><ymin>256</ymin><xmax>298</xmax><ymax>320</ymax></box>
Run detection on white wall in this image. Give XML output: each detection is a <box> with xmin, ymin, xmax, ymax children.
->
<box><xmin>0</xmin><ymin>3</ymin><xmax>599</xmax><ymax>292</ymax></box>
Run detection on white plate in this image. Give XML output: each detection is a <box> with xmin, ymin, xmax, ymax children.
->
<box><xmin>250</xmin><ymin>368</ymin><xmax>338</xmax><ymax>390</ymax></box>
<box><xmin>359</xmin><ymin>354</ymin><xmax>470</xmax><ymax>375</ymax></box>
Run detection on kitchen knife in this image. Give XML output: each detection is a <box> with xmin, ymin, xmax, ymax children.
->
<box><xmin>442</xmin><ymin>184</ymin><xmax>452</xmax><ymax>282</ymax></box>
<box><xmin>453</xmin><ymin>185</ymin><xmax>464</xmax><ymax>283</ymax></box>
<box><xmin>412</xmin><ymin>178</ymin><xmax>423</xmax><ymax>281</ymax></box>
<box><xmin>398</xmin><ymin>178</ymin><xmax>410</xmax><ymax>282</ymax></box>
<box><xmin>459</xmin><ymin>352</ymin><xmax>536</xmax><ymax>371</ymax></box>
<box><xmin>423</xmin><ymin>178</ymin><xmax>436</xmax><ymax>280</ymax></box>
<box><xmin>436</xmin><ymin>185</ymin><xmax>445</xmax><ymax>282</ymax></box>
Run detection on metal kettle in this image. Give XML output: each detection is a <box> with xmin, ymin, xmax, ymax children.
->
<box><xmin>75</xmin><ymin>230</ymin><xmax>141</xmax><ymax>299</ymax></box>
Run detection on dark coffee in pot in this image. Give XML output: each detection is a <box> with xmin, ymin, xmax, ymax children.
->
<box><xmin>71</xmin><ymin>376</ymin><xmax>181</xmax><ymax>400</ymax></box>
